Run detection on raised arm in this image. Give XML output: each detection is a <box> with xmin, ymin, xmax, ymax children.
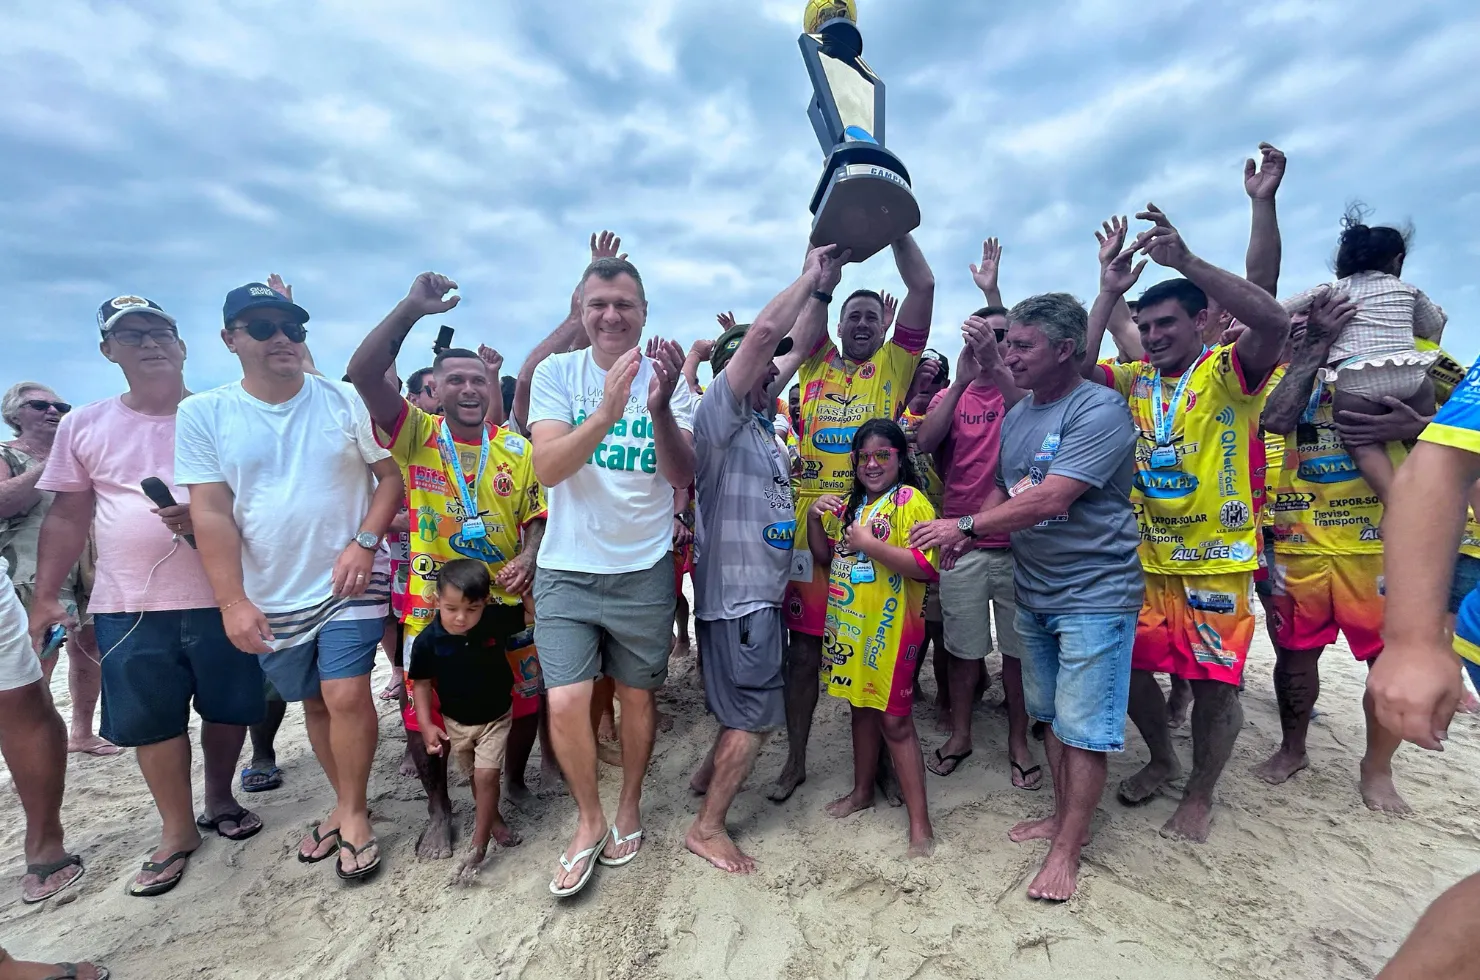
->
<box><xmin>769</xmin><ymin>246</ymin><xmax>849</xmax><ymax>397</ymax></box>
<box><xmin>729</xmin><ymin>246</ymin><xmax>842</xmax><ymax>400</ymax></box>
<box><xmin>891</xmin><ymin>233</ymin><xmax>935</xmax><ymax>347</ymax></box>
<box><xmin>684</xmin><ymin>336</ymin><xmax>717</xmax><ymax>395</ymax></box>
<box><xmin>347</xmin><ymin>272</ymin><xmax>461</xmax><ymax>432</ymax></box>
<box><xmin>963</xmin><ymin>315</ymin><xmax>1027</xmax><ymax>408</ymax></box>
<box><xmin>970</xmin><ymin>237</ymin><xmax>1004</xmax><ymax>310</ymax></box>
<box><xmin>914</xmin><ymin>350</ymin><xmax>972</xmax><ymax>456</ymax></box>
<box><xmin>1244</xmin><ymin>142</ymin><xmax>1286</xmax><ymax>296</ymax></box>
<box><xmin>1084</xmin><ymin>217</ymin><xmax>1148</xmax><ymax>381</ymax></box>
<box><xmin>1134</xmin><ymin>203</ymin><xmax>1290</xmax><ymax>381</ymax></box>
<box><xmin>1261</xmin><ymin>291</ymin><xmax>1353</xmax><ymax>434</ymax></box>
<box><xmin>478</xmin><ymin>345</ymin><xmax>507</xmax><ymax>427</ymax></box>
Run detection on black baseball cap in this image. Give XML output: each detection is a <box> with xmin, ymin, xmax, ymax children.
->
<box><xmin>222</xmin><ymin>283</ymin><xmax>311</xmax><ymax>326</ymax></box>
<box><xmin>97</xmin><ymin>295</ymin><xmax>176</xmax><ymax>335</ymax></box>
<box><xmin>711</xmin><ymin>323</ymin><xmax>794</xmax><ymax>376</ymax></box>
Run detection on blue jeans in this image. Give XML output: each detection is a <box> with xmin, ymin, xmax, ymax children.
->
<box><xmin>94</xmin><ymin>608</ymin><xmax>266</xmax><ymax>747</ymax></box>
<box><xmin>1014</xmin><ymin>609</ymin><xmax>1136</xmax><ymax>753</ymax></box>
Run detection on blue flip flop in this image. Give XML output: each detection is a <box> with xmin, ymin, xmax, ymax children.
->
<box><xmin>240</xmin><ymin>766</ymin><xmax>283</xmax><ymax>793</ymax></box>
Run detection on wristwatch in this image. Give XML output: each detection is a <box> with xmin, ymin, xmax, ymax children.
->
<box><xmin>811</xmin><ymin>290</ymin><xmax>833</xmax><ymax>305</ymax></box>
<box><xmin>957</xmin><ymin>515</ymin><xmax>978</xmax><ymax>539</ymax></box>
<box><xmin>353</xmin><ymin>531</ymin><xmax>381</xmax><ymax>551</ymax></box>
<box><xmin>675</xmin><ymin>511</ymin><xmax>695</xmax><ymax>530</ymax></box>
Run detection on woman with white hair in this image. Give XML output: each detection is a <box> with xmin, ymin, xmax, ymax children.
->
<box><xmin>0</xmin><ymin>381</ymin><xmax>116</xmax><ymax>756</ymax></box>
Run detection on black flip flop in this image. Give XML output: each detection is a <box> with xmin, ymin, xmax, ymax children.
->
<box><xmin>1012</xmin><ymin>760</ymin><xmax>1044</xmax><ymax>791</ymax></box>
<box><xmin>927</xmin><ymin>748</ymin><xmax>973</xmax><ymax>776</ymax></box>
<box><xmin>336</xmin><ymin>837</ymin><xmax>382</xmax><ymax>882</ymax></box>
<box><xmin>297</xmin><ymin>825</ymin><xmax>341</xmax><ymax>864</ymax></box>
<box><xmin>22</xmin><ymin>853</ymin><xmax>85</xmax><ymax>905</ymax></box>
<box><xmin>43</xmin><ymin>965</ymin><xmax>110</xmax><ymax>980</ymax></box>
<box><xmin>196</xmin><ymin>807</ymin><xmax>262</xmax><ymax>841</ymax></box>
<box><xmin>127</xmin><ymin>850</ymin><xmax>193</xmax><ymax>898</ymax></box>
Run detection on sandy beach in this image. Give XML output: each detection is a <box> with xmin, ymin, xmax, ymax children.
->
<box><xmin>4</xmin><ymin>604</ymin><xmax>1479</xmax><ymax>980</ymax></box>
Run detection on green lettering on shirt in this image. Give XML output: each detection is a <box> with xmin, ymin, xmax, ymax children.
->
<box><xmin>606</xmin><ymin>443</ymin><xmax>628</xmax><ymax>470</ymax></box>
<box><xmin>610</xmin><ymin>418</ymin><xmax>628</xmax><ymax>437</ymax></box>
<box><xmin>641</xmin><ymin>445</ymin><xmax>657</xmax><ymax>474</ymax></box>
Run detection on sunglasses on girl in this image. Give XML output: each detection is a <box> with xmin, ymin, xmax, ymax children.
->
<box><xmin>855</xmin><ymin>448</ymin><xmax>899</xmax><ymax>465</ymax></box>
<box><xmin>232</xmin><ymin>319</ymin><xmax>308</xmax><ymax>343</ymax></box>
<box><xmin>24</xmin><ymin>399</ymin><xmax>71</xmax><ymax>414</ymax></box>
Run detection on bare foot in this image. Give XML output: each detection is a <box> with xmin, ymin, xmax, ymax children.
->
<box><xmin>1159</xmin><ymin>797</ymin><xmax>1213</xmax><ymax>842</ymax></box>
<box><xmin>398</xmin><ymin>748</ymin><xmax>418</xmax><ymax>779</ymax></box>
<box><xmin>597</xmin><ymin>715</ymin><xmax>618</xmax><ymax>743</ymax></box>
<box><xmin>597</xmin><ymin>740</ymin><xmax>623</xmax><ymax>767</ymax></box>
<box><xmin>685</xmin><ymin>823</ymin><xmax>757</xmax><ymax>874</ymax></box>
<box><xmin>67</xmin><ymin>734</ymin><xmax>120</xmax><ymax>757</ymax></box>
<box><xmin>1008</xmin><ymin>815</ymin><xmax>1060</xmax><ymax>843</ymax></box>
<box><xmin>1360</xmin><ymin>760</ymin><xmax>1413</xmax><ymax>815</ymax></box>
<box><xmin>0</xmin><ymin>952</ymin><xmax>110</xmax><ymax>979</ymax></box>
<box><xmin>906</xmin><ymin>836</ymin><xmax>936</xmax><ymax>860</ymax></box>
<box><xmin>416</xmin><ymin>809</ymin><xmax>454</xmax><ymax>861</ymax></box>
<box><xmin>767</xmin><ymin>763</ymin><xmax>806</xmax><ymax>803</ymax></box>
<box><xmin>1252</xmin><ymin>748</ymin><xmax>1309</xmax><ymax>786</ymax></box>
<box><xmin>1118</xmin><ymin>757</ymin><xmax>1183</xmax><ymax>805</ymax></box>
<box><xmin>1027</xmin><ymin>844</ymin><xmax>1082</xmax><ymax>901</ymax></box>
<box><xmin>825</xmin><ymin>789</ymin><xmax>875</xmax><ymax>819</ymax></box>
<box><xmin>455</xmin><ymin>846</ymin><xmax>488</xmax><ymax>883</ymax></box>
<box><xmin>505</xmin><ymin>779</ymin><xmax>536</xmax><ymax>806</ymax></box>
<box><xmin>489</xmin><ymin>820</ymin><xmax>522</xmax><ymax>848</ymax></box>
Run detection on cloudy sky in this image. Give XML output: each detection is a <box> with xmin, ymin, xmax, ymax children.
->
<box><xmin>5</xmin><ymin>0</ymin><xmax>1479</xmax><ymax>405</ymax></box>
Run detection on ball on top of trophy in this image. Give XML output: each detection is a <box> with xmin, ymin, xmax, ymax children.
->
<box><xmin>804</xmin><ymin>0</ymin><xmax>857</xmax><ymax>35</ymax></box>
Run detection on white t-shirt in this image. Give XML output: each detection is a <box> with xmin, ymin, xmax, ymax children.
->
<box><xmin>528</xmin><ymin>349</ymin><xmax>698</xmax><ymax>574</ymax></box>
<box><xmin>175</xmin><ymin>375</ymin><xmax>391</xmax><ymax>615</ymax></box>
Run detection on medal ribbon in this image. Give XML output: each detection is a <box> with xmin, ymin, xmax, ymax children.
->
<box><xmin>1151</xmin><ymin>348</ymin><xmax>1207</xmax><ymax>448</ymax></box>
<box><xmin>437</xmin><ymin>420</ymin><xmax>489</xmax><ymax>524</ymax></box>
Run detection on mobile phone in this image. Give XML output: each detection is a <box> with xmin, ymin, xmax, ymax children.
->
<box><xmin>42</xmin><ymin>624</ymin><xmax>66</xmax><ymax>659</ymax></box>
<box><xmin>434</xmin><ymin>325</ymin><xmax>455</xmax><ymax>355</ymax></box>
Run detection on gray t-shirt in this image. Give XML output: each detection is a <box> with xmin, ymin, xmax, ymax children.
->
<box><xmin>693</xmin><ymin>371</ymin><xmax>795</xmax><ymax>621</ymax></box>
<box><xmin>998</xmin><ymin>380</ymin><xmax>1143</xmax><ymax>613</ymax></box>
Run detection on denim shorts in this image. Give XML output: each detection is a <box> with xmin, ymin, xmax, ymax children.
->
<box><xmin>259</xmin><ymin>616</ymin><xmax>383</xmax><ymax>702</ymax></box>
<box><xmin>1450</xmin><ymin>554</ymin><xmax>1480</xmax><ymax>616</ymax></box>
<box><xmin>533</xmin><ymin>554</ymin><xmax>676</xmax><ymax>691</ymax></box>
<box><xmin>1014</xmin><ymin>608</ymin><xmax>1136</xmax><ymax>753</ymax></box>
<box><xmin>93</xmin><ymin>608</ymin><xmax>267</xmax><ymax>747</ymax></box>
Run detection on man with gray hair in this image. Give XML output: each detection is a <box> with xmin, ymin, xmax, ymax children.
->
<box><xmin>523</xmin><ymin>231</ymin><xmax>698</xmax><ymax>897</ymax></box>
<box><xmin>912</xmin><ymin>292</ymin><xmax>1141</xmax><ymax>901</ymax></box>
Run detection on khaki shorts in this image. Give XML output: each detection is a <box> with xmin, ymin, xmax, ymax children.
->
<box><xmin>444</xmin><ymin>711</ymin><xmax>513</xmax><ymax>772</ymax></box>
<box><xmin>939</xmin><ymin>547</ymin><xmax>1023</xmax><ymax>661</ymax></box>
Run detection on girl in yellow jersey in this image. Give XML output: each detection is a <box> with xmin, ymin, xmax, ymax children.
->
<box><xmin>807</xmin><ymin>419</ymin><xmax>938</xmax><ymax>858</ymax></box>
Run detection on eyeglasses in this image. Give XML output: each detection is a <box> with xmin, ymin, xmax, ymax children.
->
<box><xmin>24</xmin><ymin>399</ymin><xmax>71</xmax><ymax>414</ymax></box>
<box><xmin>855</xmin><ymin>448</ymin><xmax>898</xmax><ymax>465</ymax></box>
<box><xmin>231</xmin><ymin>319</ymin><xmax>308</xmax><ymax>343</ymax></box>
<box><xmin>108</xmin><ymin>326</ymin><xmax>180</xmax><ymax>348</ymax></box>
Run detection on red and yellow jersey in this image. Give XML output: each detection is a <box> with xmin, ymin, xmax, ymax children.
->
<box><xmin>1102</xmin><ymin>345</ymin><xmax>1274</xmax><ymax>575</ymax></box>
<box><xmin>795</xmin><ymin>332</ymin><xmax>924</xmax><ymax>497</ymax></box>
<box><xmin>897</xmin><ymin>407</ymin><xmax>944</xmax><ymax>511</ymax></box>
<box><xmin>818</xmin><ymin>486</ymin><xmax>938</xmax><ymax>713</ymax></box>
<box><xmin>1257</xmin><ymin>364</ymin><xmax>1287</xmax><ymax>529</ymax></box>
<box><xmin>1269</xmin><ymin>382</ymin><xmax>1404</xmax><ymax>556</ymax></box>
<box><xmin>377</xmin><ymin>401</ymin><xmax>546</xmax><ymax>632</ymax></box>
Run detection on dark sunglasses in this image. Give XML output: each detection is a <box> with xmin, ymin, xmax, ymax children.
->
<box><xmin>108</xmin><ymin>326</ymin><xmax>180</xmax><ymax>347</ymax></box>
<box><xmin>232</xmin><ymin>319</ymin><xmax>308</xmax><ymax>343</ymax></box>
<box><xmin>24</xmin><ymin>399</ymin><xmax>71</xmax><ymax>414</ymax></box>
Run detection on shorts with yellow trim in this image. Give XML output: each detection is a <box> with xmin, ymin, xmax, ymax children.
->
<box><xmin>784</xmin><ymin>495</ymin><xmax>828</xmax><ymax>637</ymax></box>
<box><xmin>1132</xmin><ymin>572</ymin><xmax>1255</xmax><ymax>686</ymax></box>
<box><xmin>1270</xmin><ymin>553</ymin><xmax>1384</xmax><ymax>661</ymax></box>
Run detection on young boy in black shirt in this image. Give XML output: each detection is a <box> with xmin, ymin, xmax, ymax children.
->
<box><xmin>408</xmin><ymin>559</ymin><xmax>525</xmax><ymax>878</ymax></box>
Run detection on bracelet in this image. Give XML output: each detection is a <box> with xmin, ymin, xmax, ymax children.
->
<box><xmin>220</xmin><ymin>597</ymin><xmax>248</xmax><ymax>613</ymax></box>
<box><xmin>812</xmin><ymin>290</ymin><xmax>833</xmax><ymax>305</ymax></box>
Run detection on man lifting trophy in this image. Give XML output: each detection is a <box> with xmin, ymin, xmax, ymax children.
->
<box><xmin>798</xmin><ymin>0</ymin><xmax>919</xmax><ymax>261</ymax></box>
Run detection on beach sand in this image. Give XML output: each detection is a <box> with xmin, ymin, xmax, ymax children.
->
<box><xmin>4</xmin><ymin>607</ymin><xmax>1479</xmax><ymax>980</ymax></box>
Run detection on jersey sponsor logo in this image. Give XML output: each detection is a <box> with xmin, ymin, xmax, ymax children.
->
<box><xmin>1192</xmin><ymin>623</ymin><xmax>1237</xmax><ymax>667</ymax></box>
<box><xmin>763</xmin><ymin>520</ymin><xmax>797</xmax><ymax>550</ymax></box>
<box><xmin>869</xmin><ymin>517</ymin><xmax>891</xmax><ymax>540</ymax></box>
<box><xmin>824</xmin><ymin>392</ymin><xmax>859</xmax><ymax>407</ymax></box>
<box><xmin>826</xmin><ymin>580</ymin><xmax>856</xmax><ymax>606</ymax></box>
<box><xmin>1169</xmin><ymin>545</ymin><xmax>1234</xmax><ymax>562</ymax></box>
<box><xmin>1272</xmin><ymin>491</ymin><xmax>1315</xmax><ymax>513</ymax></box>
<box><xmin>1297</xmin><ymin>453</ymin><xmax>1359</xmax><ymax>484</ymax></box>
<box><xmin>1135</xmin><ymin>469</ymin><xmax>1200</xmax><ymax>499</ymax></box>
<box><xmin>1216</xmin><ymin>406</ymin><xmax>1236</xmax><ymax>426</ymax></box>
<box><xmin>1359</xmin><ymin>526</ymin><xmax>1383</xmax><ymax>542</ymax></box>
<box><xmin>1218</xmin><ymin>429</ymin><xmax>1240</xmax><ymax>498</ymax></box>
<box><xmin>1034</xmin><ymin>432</ymin><xmax>1061</xmax><ymax>461</ymax></box>
<box><xmin>449</xmin><ymin>530</ymin><xmax>506</xmax><ymax>564</ymax></box>
<box><xmin>859</xmin><ymin>363</ymin><xmax>876</xmax><ymax>380</ymax></box>
<box><xmin>1230</xmin><ymin>541</ymin><xmax>1254</xmax><ymax>562</ymax></box>
<box><xmin>1219</xmin><ymin>500</ymin><xmax>1250</xmax><ymax>529</ymax></box>
<box><xmin>812</xmin><ymin>426</ymin><xmax>859</xmax><ymax>454</ymax></box>
<box><xmin>1184</xmin><ymin>589</ymin><xmax>1236</xmax><ymax>614</ymax></box>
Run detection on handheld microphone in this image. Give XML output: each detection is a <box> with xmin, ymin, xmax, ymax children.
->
<box><xmin>141</xmin><ymin>477</ymin><xmax>196</xmax><ymax>549</ymax></box>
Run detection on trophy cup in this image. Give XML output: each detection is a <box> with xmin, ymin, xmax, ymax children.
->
<box><xmin>798</xmin><ymin>1</ymin><xmax>919</xmax><ymax>261</ymax></box>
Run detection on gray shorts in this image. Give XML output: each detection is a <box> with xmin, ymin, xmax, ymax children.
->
<box><xmin>939</xmin><ymin>547</ymin><xmax>1023</xmax><ymax>661</ymax></box>
<box><xmin>697</xmin><ymin>607</ymin><xmax>785</xmax><ymax>733</ymax></box>
<box><xmin>533</xmin><ymin>554</ymin><xmax>675</xmax><ymax>691</ymax></box>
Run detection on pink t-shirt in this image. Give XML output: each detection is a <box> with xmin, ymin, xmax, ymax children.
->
<box><xmin>930</xmin><ymin>382</ymin><xmax>1010</xmax><ymax>549</ymax></box>
<box><xmin>38</xmin><ymin>396</ymin><xmax>216</xmax><ymax>613</ymax></box>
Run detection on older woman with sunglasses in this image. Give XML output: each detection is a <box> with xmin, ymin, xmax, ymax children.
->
<box><xmin>0</xmin><ymin>382</ymin><xmax>115</xmax><ymax>758</ymax></box>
